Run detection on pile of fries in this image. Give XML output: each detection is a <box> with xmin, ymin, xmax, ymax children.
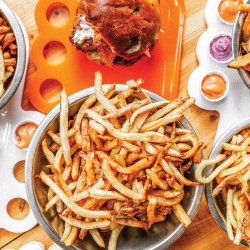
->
<box><xmin>0</xmin><ymin>13</ymin><xmax>17</xmax><ymax>98</ymax></box>
<box><xmin>228</xmin><ymin>4</ymin><xmax>250</xmax><ymax>71</ymax></box>
<box><xmin>195</xmin><ymin>128</ymin><xmax>250</xmax><ymax>246</ymax></box>
<box><xmin>40</xmin><ymin>71</ymin><xmax>202</xmax><ymax>249</ymax></box>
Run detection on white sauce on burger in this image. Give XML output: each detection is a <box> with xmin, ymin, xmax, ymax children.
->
<box><xmin>73</xmin><ymin>18</ymin><xmax>95</xmax><ymax>45</ymax></box>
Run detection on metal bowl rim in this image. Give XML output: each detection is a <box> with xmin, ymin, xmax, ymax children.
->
<box><xmin>26</xmin><ymin>85</ymin><xmax>204</xmax><ymax>250</ymax></box>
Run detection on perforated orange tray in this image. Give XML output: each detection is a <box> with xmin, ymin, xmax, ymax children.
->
<box><xmin>28</xmin><ymin>0</ymin><xmax>185</xmax><ymax>114</ymax></box>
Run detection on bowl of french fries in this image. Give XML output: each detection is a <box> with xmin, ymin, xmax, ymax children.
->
<box><xmin>196</xmin><ymin>117</ymin><xmax>250</xmax><ymax>247</ymax></box>
<box><xmin>26</xmin><ymin>72</ymin><xmax>203</xmax><ymax>250</ymax></box>
<box><xmin>229</xmin><ymin>2</ymin><xmax>250</xmax><ymax>89</ymax></box>
<box><xmin>0</xmin><ymin>1</ymin><xmax>25</xmax><ymax>109</ymax></box>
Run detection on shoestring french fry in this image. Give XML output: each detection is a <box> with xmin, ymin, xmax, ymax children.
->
<box><xmin>39</xmin><ymin>71</ymin><xmax>202</xmax><ymax>249</ymax></box>
<box><xmin>195</xmin><ymin>126</ymin><xmax>250</xmax><ymax>245</ymax></box>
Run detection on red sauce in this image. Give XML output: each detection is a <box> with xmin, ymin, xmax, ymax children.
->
<box><xmin>218</xmin><ymin>0</ymin><xmax>243</xmax><ymax>24</ymax></box>
<box><xmin>201</xmin><ymin>74</ymin><xmax>227</xmax><ymax>100</ymax></box>
<box><xmin>16</xmin><ymin>122</ymin><xmax>38</xmax><ymax>149</ymax></box>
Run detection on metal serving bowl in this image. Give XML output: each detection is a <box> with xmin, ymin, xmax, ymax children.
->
<box><xmin>26</xmin><ymin>86</ymin><xmax>203</xmax><ymax>250</ymax></box>
<box><xmin>232</xmin><ymin>0</ymin><xmax>250</xmax><ymax>90</ymax></box>
<box><xmin>205</xmin><ymin>117</ymin><xmax>250</xmax><ymax>247</ymax></box>
<box><xmin>0</xmin><ymin>1</ymin><xmax>26</xmax><ymax>109</ymax></box>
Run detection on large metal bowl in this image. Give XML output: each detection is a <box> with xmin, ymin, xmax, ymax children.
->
<box><xmin>0</xmin><ymin>1</ymin><xmax>26</xmax><ymax>109</ymax></box>
<box><xmin>205</xmin><ymin>117</ymin><xmax>250</xmax><ymax>247</ymax></box>
<box><xmin>232</xmin><ymin>0</ymin><xmax>250</xmax><ymax>89</ymax></box>
<box><xmin>26</xmin><ymin>86</ymin><xmax>203</xmax><ymax>250</ymax></box>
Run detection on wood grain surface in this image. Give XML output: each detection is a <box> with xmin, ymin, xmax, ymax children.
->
<box><xmin>0</xmin><ymin>0</ymin><xmax>247</xmax><ymax>249</ymax></box>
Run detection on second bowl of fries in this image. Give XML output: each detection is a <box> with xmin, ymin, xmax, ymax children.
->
<box><xmin>26</xmin><ymin>72</ymin><xmax>203</xmax><ymax>250</ymax></box>
<box><xmin>197</xmin><ymin>116</ymin><xmax>250</xmax><ymax>247</ymax></box>
<box><xmin>0</xmin><ymin>1</ymin><xmax>26</xmax><ymax>109</ymax></box>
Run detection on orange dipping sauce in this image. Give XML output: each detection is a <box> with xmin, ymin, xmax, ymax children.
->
<box><xmin>218</xmin><ymin>0</ymin><xmax>243</xmax><ymax>24</ymax></box>
<box><xmin>16</xmin><ymin>122</ymin><xmax>38</xmax><ymax>149</ymax></box>
<box><xmin>201</xmin><ymin>74</ymin><xmax>227</xmax><ymax>100</ymax></box>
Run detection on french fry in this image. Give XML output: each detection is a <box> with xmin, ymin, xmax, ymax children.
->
<box><xmin>4</xmin><ymin>71</ymin><xmax>12</xmax><ymax>83</ymax></box>
<box><xmin>72</xmin><ymin>150</ymin><xmax>81</xmax><ymax>181</ymax></box>
<box><xmin>126</xmin><ymin>152</ymin><xmax>145</xmax><ymax>165</ymax></box>
<box><xmin>227</xmin><ymin>190</ymin><xmax>235</xmax><ymax>241</ymax></box>
<box><xmin>167</xmin><ymin>161</ymin><xmax>199</xmax><ymax>186</ymax></box>
<box><xmin>103</xmin><ymin>139</ymin><xmax>119</xmax><ymax>151</ymax></box>
<box><xmin>177</xmin><ymin>133</ymin><xmax>203</xmax><ymax>159</ymax></box>
<box><xmin>3</xmin><ymin>51</ymin><xmax>10</xmax><ymax>59</ymax></box>
<box><xmin>140</xmin><ymin>114</ymin><xmax>183</xmax><ymax>132</ymax></box>
<box><xmin>89</xmin><ymin>229</ymin><xmax>105</xmax><ymax>248</ymax></box>
<box><xmin>167</xmin><ymin>98</ymin><xmax>196</xmax><ymax>116</ymax></box>
<box><xmin>89</xmin><ymin>120</ymin><xmax>105</xmax><ymax>135</ymax></box>
<box><xmin>94</xmin><ymin>72</ymin><xmax>120</xmax><ymax>128</ymax></box>
<box><xmin>130</xmin><ymin>101</ymin><xmax>170</xmax><ymax>125</ymax></box>
<box><xmin>41</xmin><ymin>171</ymin><xmax>111</xmax><ymax>219</ymax></box>
<box><xmin>64</xmin><ymin>226</ymin><xmax>79</xmax><ymax>246</ymax></box>
<box><xmin>47</xmin><ymin>128</ymin><xmax>78</xmax><ymax>145</ymax></box>
<box><xmin>4</xmin><ymin>58</ymin><xmax>16</xmax><ymax>66</ymax></box>
<box><xmin>120</xmin><ymin>140</ymin><xmax>141</xmax><ymax>153</ymax></box>
<box><xmin>86</xmin><ymin>151</ymin><xmax>97</xmax><ymax>185</ymax></box>
<box><xmin>0</xmin><ymin>26</ymin><xmax>9</xmax><ymax>33</ymax></box>
<box><xmin>79</xmin><ymin>229</ymin><xmax>88</xmax><ymax>240</ymax></box>
<box><xmin>126</xmin><ymin>78</ymin><xmax>143</xmax><ymax>88</ymax></box>
<box><xmin>219</xmin><ymin>156</ymin><xmax>250</xmax><ymax>178</ymax></box>
<box><xmin>108</xmin><ymin>224</ymin><xmax>124</xmax><ymax>250</ymax></box>
<box><xmin>8</xmin><ymin>43</ymin><xmax>17</xmax><ymax>50</ymax></box>
<box><xmin>118</xmin><ymin>91</ymin><xmax>132</xmax><ymax>119</ymax></box>
<box><xmin>148</xmin><ymin>190</ymin><xmax>181</xmax><ymax>198</ymax></box>
<box><xmin>6</xmin><ymin>65</ymin><xmax>14</xmax><ymax>72</ymax></box>
<box><xmin>102</xmin><ymin>159</ymin><xmax>145</xmax><ymax>200</ymax></box>
<box><xmin>116</xmin><ymin>218</ymin><xmax>147</xmax><ymax>228</ymax></box>
<box><xmin>85</xmin><ymin>109</ymin><xmax>170</xmax><ymax>143</ymax></box>
<box><xmin>130</xmin><ymin>111</ymin><xmax>149</xmax><ymax>133</ymax></box>
<box><xmin>61</xmin><ymin>222</ymin><xmax>72</xmax><ymax>242</ymax></box>
<box><xmin>145</xmin><ymin>98</ymin><xmax>186</xmax><ymax>124</ymax></box>
<box><xmin>114</xmin><ymin>154</ymin><xmax>126</xmax><ymax>168</ymax></box>
<box><xmin>89</xmin><ymin>189</ymin><xmax>127</xmax><ymax>201</ymax></box>
<box><xmin>147</xmin><ymin>197</ymin><xmax>156</xmax><ymax>223</ymax></box>
<box><xmin>97</xmin><ymin>151</ymin><xmax>155</xmax><ymax>174</ymax></box>
<box><xmin>102</xmin><ymin>99</ymin><xmax>148</xmax><ymax>120</ymax></box>
<box><xmin>172</xmin><ymin>203</ymin><xmax>191</xmax><ymax>228</ymax></box>
<box><xmin>165</xmin><ymin>126</ymin><xmax>192</xmax><ymax>135</ymax></box>
<box><xmin>60</xmin><ymin>89</ymin><xmax>72</xmax><ymax>166</ymax></box>
<box><xmin>89</xmin><ymin>129</ymin><xmax>103</xmax><ymax>150</ymax></box>
<box><xmin>42</xmin><ymin>139</ymin><xmax>55</xmax><ymax>165</ymax></box>
<box><xmin>60</xmin><ymin>215</ymin><xmax>111</xmax><ymax>230</ymax></box>
<box><xmin>195</xmin><ymin>154</ymin><xmax>237</xmax><ymax>183</ymax></box>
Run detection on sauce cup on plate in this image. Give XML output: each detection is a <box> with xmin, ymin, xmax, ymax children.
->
<box><xmin>200</xmin><ymin>70</ymin><xmax>229</xmax><ymax>102</ymax></box>
<box><xmin>217</xmin><ymin>0</ymin><xmax>243</xmax><ymax>25</ymax></box>
<box><xmin>209</xmin><ymin>34</ymin><xmax>233</xmax><ymax>64</ymax></box>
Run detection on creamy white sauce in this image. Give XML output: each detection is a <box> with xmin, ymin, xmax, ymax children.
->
<box><xmin>48</xmin><ymin>244</ymin><xmax>64</xmax><ymax>250</ymax></box>
<box><xmin>73</xmin><ymin>22</ymin><xmax>95</xmax><ymax>45</ymax></box>
<box><xmin>19</xmin><ymin>241</ymin><xmax>45</xmax><ymax>250</ymax></box>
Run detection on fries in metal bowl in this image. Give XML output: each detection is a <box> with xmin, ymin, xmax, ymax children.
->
<box><xmin>196</xmin><ymin>123</ymin><xmax>250</xmax><ymax>246</ymax></box>
<box><xmin>0</xmin><ymin>13</ymin><xmax>17</xmax><ymax>98</ymax></box>
<box><xmin>27</xmin><ymin>72</ymin><xmax>203</xmax><ymax>249</ymax></box>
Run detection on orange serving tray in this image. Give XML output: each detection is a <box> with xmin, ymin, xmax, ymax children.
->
<box><xmin>28</xmin><ymin>0</ymin><xmax>185</xmax><ymax>114</ymax></box>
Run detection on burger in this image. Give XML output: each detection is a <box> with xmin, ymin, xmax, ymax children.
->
<box><xmin>70</xmin><ymin>0</ymin><xmax>161</xmax><ymax>68</ymax></box>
